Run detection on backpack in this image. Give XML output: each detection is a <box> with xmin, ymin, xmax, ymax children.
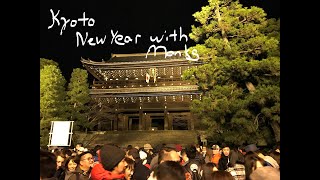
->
<box><xmin>183</xmin><ymin>160</ymin><xmax>202</xmax><ymax>180</ymax></box>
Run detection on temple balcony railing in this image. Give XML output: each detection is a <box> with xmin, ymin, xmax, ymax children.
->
<box><xmin>90</xmin><ymin>85</ymin><xmax>199</xmax><ymax>94</ymax></box>
<box><xmin>92</xmin><ymin>77</ymin><xmax>195</xmax><ymax>89</ymax></box>
<box><xmin>91</xmin><ymin>92</ymin><xmax>202</xmax><ymax>105</ymax></box>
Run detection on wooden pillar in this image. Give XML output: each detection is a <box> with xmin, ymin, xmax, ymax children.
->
<box><xmin>118</xmin><ymin>114</ymin><xmax>123</xmax><ymax>131</ymax></box>
<box><xmin>167</xmin><ymin>113</ymin><xmax>173</xmax><ymax>130</ymax></box>
<box><xmin>145</xmin><ymin>114</ymin><xmax>151</xmax><ymax>130</ymax></box>
<box><xmin>113</xmin><ymin>106</ymin><xmax>119</xmax><ymax>130</ymax></box>
<box><xmin>191</xmin><ymin>113</ymin><xmax>196</xmax><ymax>130</ymax></box>
<box><xmin>128</xmin><ymin>118</ymin><xmax>132</xmax><ymax>130</ymax></box>
<box><xmin>113</xmin><ymin>113</ymin><xmax>119</xmax><ymax>130</ymax></box>
<box><xmin>142</xmin><ymin>113</ymin><xmax>147</xmax><ymax>130</ymax></box>
<box><xmin>139</xmin><ymin>103</ymin><xmax>143</xmax><ymax>130</ymax></box>
<box><xmin>188</xmin><ymin>113</ymin><xmax>195</xmax><ymax>130</ymax></box>
<box><xmin>123</xmin><ymin>115</ymin><xmax>128</xmax><ymax>131</ymax></box>
<box><xmin>164</xmin><ymin>104</ymin><xmax>168</xmax><ymax>130</ymax></box>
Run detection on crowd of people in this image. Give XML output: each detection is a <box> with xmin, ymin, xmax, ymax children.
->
<box><xmin>40</xmin><ymin>142</ymin><xmax>280</xmax><ymax>180</ymax></box>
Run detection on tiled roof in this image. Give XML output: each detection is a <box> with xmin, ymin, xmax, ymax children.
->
<box><xmin>108</xmin><ymin>51</ymin><xmax>188</xmax><ymax>62</ymax></box>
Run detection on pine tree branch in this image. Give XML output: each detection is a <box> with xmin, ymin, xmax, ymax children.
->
<box><xmin>254</xmin><ymin>113</ymin><xmax>261</xmax><ymax>130</ymax></box>
<box><xmin>227</xmin><ymin>35</ymin><xmax>239</xmax><ymax>38</ymax></box>
<box><xmin>239</xmin><ymin>47</ymin><xmax>262</xmax><ymax>54</ymax></box>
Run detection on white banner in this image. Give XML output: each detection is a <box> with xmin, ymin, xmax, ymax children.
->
<box><xmin>49</xmin><ymin>121</ymin><xmax>73</xmax><ymax>146</ymax></box>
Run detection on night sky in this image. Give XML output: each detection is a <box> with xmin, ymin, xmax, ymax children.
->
<box><xmin>40</xmin><ymin>0</ymin><xmax>280</xmax><ymax>81</ymax></box>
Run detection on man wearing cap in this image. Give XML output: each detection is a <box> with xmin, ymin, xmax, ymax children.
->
<box><xmin>90</xmin><ymin>144</ymin><xmax>128</xmax><ymax>180</ymax></box>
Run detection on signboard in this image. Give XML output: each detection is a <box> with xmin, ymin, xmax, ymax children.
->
<box><xmin>48</xmin><ymin>121</ymin><xmax>74</xmax><ymax>147</ymax></box>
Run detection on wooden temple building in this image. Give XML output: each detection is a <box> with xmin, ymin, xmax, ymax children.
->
<box><xmin>81</xmin><ymin>51</ymin><xmax>203</xmax><ymax>131</ymax></box>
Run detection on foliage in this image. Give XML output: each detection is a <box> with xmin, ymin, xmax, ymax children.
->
<box><xmin>66</xmin><ymin>68</ymin><xmax>91</xmax><ymax>131</ymax></box>
<box><xmin>184</xmin><ymin>0</ymin><xmax>280</xmax><ymax>146</ymax></box>
<box><xmin>40</xmin><ymin>63</ymin><xmax>68</xmax><ymax>147</ymax></box>
<box><xmin>40</xmin><ymin>58</ymin><xmax>59</xmax><ymax>70</ymax></box>
<box><xmin>40</xmin><ymin>65</ymin><xmax>67</xmax><ymax>120</ymax></box>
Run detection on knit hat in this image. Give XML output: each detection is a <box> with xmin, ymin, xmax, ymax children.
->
<box><xmin>99</xmin><ymin>144</ymin><xmax>125</xmax><ymax>171</ymax></box>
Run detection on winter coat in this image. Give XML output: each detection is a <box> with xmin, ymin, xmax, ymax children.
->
<box><xmin>90</xmin><ymin>163</ymin><xmax>125</xmax><ymax>180</ymax></box>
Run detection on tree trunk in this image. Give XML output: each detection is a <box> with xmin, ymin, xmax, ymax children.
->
<box><xmin>270</xmin><ymin>121</ymin><xmax>280</xmax><ymax>142</ymax></box>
